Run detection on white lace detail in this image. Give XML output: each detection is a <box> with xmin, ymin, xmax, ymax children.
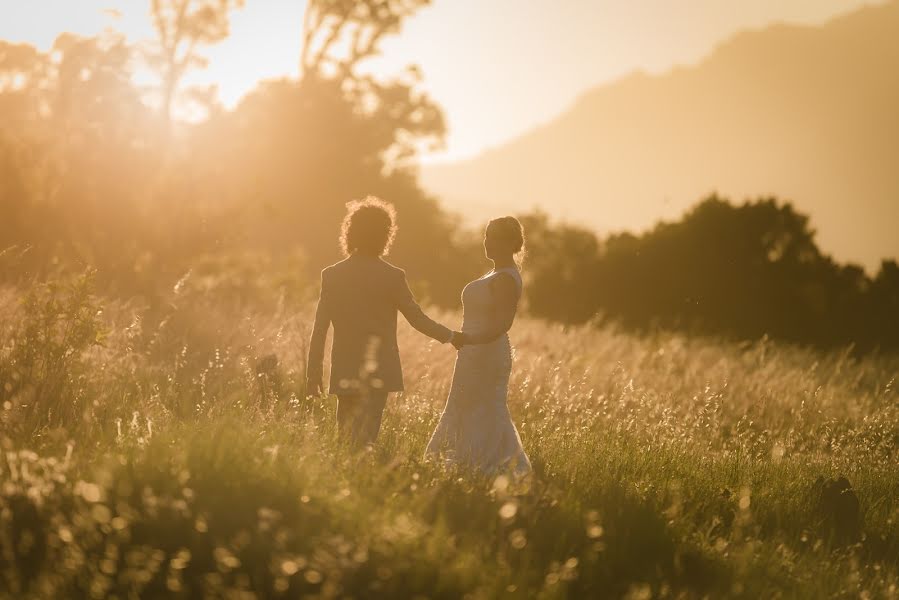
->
<box><xmin>425</xmin><ymin>267</ymin><xmax>531</xmax><ymax>477</ymax></box>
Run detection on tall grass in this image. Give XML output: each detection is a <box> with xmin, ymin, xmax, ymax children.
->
<box><xmin>1</xmin><ymin>272</ymin><xmax>897</xmax><ymax>598</ymax></box>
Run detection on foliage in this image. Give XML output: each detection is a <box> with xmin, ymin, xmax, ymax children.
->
<box><xmin>0</xmin><ymin>1</ymin><xmax>475</xmax><ymax>307</ymax></box>
<box><xmin>518</xmin><ymin>212</ymin><xmax>603</xmax><ymax>324</ymax></box>
<box><xmin>147</xmin><ymin>0</ymin><xmax>246</xmax><ymax>123</ymax></box>
<box><xmin>522</xmin><ymin>196</ymin><xmax>899</xmax><ymax>351</ymax></box>
<box><xmin>300</xmin><ymin>0</ymin><xmax>444</xmax><ymax>165</ymax></box>
<box><xmin>0</xmin><ymin>271</ymin><xmax>104</xmax><ymax>437</ymax></box>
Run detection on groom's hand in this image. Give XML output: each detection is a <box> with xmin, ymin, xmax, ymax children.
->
<box><xmin>450</xmin><ymin>331</ymin><xmax>467</xmax><ymax>350</ymax></box>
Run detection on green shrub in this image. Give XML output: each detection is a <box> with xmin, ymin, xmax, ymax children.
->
<box><xmin>0</xmin><ymin>271</ymin><xmax>104</xmax><ymax>437</ymax></box>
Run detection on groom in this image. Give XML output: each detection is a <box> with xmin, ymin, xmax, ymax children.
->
<box><xmin>306</xmin><ymin>196</ymin><xmax>461</xmax><ymax>448</ymax></box>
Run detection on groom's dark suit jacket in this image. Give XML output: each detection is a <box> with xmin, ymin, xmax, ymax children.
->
<box><xmin>307</xmin><ymin>254</ymin><xmax>452</xmax><ymax>394</ymax></box>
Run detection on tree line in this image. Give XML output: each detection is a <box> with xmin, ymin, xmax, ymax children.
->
<box><xmin>521</xmin><ymin>197</ymin><xmax>899</xmax><ymax>351</ymax></box>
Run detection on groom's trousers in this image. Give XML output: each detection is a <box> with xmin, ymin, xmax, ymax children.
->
<box><xmin>336</xmin><ymin>391</ymin><xmax>388</xmax><ymax>449</ymax></box>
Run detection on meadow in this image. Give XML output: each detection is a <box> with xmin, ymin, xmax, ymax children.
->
<box><xmin>1</xmin><ymin>270</ymin><xmax>897</xmax><ymax>599</ymax></box>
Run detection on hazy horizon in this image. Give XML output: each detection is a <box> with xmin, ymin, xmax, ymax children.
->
<box><xmin>0</xmin><ymin>0</ymin><xmax>888</xmax><ymax>163</ymax></box>
<box><xmin>422</xmin><ymin>0</ymin><xmax>899</xmax><ymax>271</ymax></box>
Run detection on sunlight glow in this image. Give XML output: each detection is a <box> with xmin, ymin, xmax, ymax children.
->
<box><xmin>0</xmin><ymin>0</ymin><xmax>886</xmax><ymax>161</ymax></box>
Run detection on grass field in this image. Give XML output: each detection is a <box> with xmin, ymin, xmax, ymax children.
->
<box><xmin>1</xmin><ymin>272</ymin><xmax>897</xmax><ymax>598</ymax></box>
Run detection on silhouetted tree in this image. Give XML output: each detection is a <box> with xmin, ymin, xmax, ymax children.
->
<box><xmin>522</xmin><ymin>196</ymin><xmax>899</xmax><ymax>352</ymax></box>
<box><xmin>0</xmin><ymin>2</ymin><xmax>477</xmax><ymax>307</ymax></box>
<box><xmin>196</xmin><ymin>71</ymin><xmax>472</xmax><ymax>305</ymax></box>
<box><xmin>0</xmin><ymin>33</ymin><xmax>158</xmax><ymax>281</ymax></box>
<box><xmin>300</xmin><ymin>0</ymin><xmax>444</xmax><ymax>168</ymax></box>
<box><xmin>0</xmin><ymin>41</ymin><xmax>47</xmax><ymax>128</ymax></box>
<box><xmin>867</xmin><ymin>260</ymin><xmax>899</xmax><ymax>348</ymax></box>
<box><xmin>183</xmin><ymin>0</ymin><xmax>468</xmax><ymax>303</ymax></box>
<box><xmin>518</xmin><ymin>213</ymin><xmax>602</xmax><ymax>323</ymax></box>
<box><xmin>147</xmin><ymin>0</ymin><xmax>244</xmax><ymax>126</ymax></box>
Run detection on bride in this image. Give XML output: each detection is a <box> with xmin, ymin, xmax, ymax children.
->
<box><xmin>425</xmin><ymin>217</ymin><xmax>532</xmax><ymax>477</ymax></box>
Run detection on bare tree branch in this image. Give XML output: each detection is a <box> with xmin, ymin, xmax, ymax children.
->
<box><xmin>306</xmin><ymin>10</ymin><xmax>352</xmax><ymax>75</ymax></box>
<box><xmin>147</xmin><ymin>0</ymin><xmax>243</xmax><ymax>127</ymax></box>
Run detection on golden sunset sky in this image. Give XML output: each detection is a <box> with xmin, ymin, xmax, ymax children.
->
<box><xmin>0</xmin><ymin>0</ymin><xmax>886</xmax><ymax>162</ymax></box>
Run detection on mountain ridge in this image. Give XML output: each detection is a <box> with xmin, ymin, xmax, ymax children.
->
<box><xmin>422</xmin><ymin>0</ymin><xmax>899</xmax><ymax>269</ymax></box>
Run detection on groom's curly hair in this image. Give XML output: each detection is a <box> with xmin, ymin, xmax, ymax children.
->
<box><xmin>340</xmin><ymin>196</ymin><xmax>398</xmax><ymax>257</ymax></box>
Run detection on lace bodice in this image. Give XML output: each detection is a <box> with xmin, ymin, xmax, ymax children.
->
<box><xmin>460</xmin><ymin>267</ymin><xmax>523</xmax><ymax>334</ymax></box>
<box><xmin>425</xmin><ymin>265</ymin><xmax>531</xmax><ymax>477</ymax></box>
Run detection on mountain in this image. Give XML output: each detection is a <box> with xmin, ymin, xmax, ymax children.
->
<box><xmin>421</xmin><ymin>1</ymin><xmax>899</xmax><ymax>270</ymax></box>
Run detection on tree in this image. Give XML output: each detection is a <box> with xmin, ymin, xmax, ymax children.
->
<box><xmin>868</xmin><ymin>260</ymin><xmax>899</xmax><ymax>350</ymax></box>
<box><xmin>521</xmin><ymin>196</ymin><xmax>899</xmax><ymax>351</ymax></box>
<box><xmin>0</xmin><ymin>1</ymin><xmax>477</xmax><ymax>306</ymax></box>
<box><xmin>0</xmin><ymin>32</ymin><xmax>179</xmax><ymax>286</ymax></box>
<box><xmin>196</xmin><ymin>71</ymin><xmax>474</xmax><ymax>306</ymax></box>
<box><xmin>146</xmin><ymin>0</ymin><xmax>244</xmax><ymax>126</ymax></box>
<box><xmin>517</xmin><ymin>213</ymin><xmax>602</xmax><ymax>324</ymax></box>
<box><xmin>299</xmin><ymin>0</ymin><xmax>444</xmax><ymax>169</ymax></box>
<box><xmin>0</xmin><ymin>41</ymin><xmax>48</xmax><ymax>129</ymax></box>
<box><xmin>301</xmin><ymin>0</ymin><xmax>428</xmax><ymax>78</ymax></box>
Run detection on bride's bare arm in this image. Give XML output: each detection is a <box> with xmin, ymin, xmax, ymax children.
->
<box><xmin>461</xmin><ymin>273</ymin><xmax>519</xmax><ymax>345</ymax></box>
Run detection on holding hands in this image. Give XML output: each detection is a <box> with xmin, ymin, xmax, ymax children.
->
<box><xmin>450</xmin><ymin>331</ymin><xmax>468</xmax><ymax>350</ymax></box>
<box><xmin>306</xmin><ymin>368</ymin><xmax>324</xmax><ymax>398</ymax></box>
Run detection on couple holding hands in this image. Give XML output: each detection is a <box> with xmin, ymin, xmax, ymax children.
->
<box><xmin>307</xmin><ymin>197</ymin><xmax>531</xmax><ymax>477</ymax></box>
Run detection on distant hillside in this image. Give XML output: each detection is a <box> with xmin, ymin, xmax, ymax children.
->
<box><xmin>422</xmin><ymin>1</ymin><xmax>899</xmax><ymax>270</ymax></box>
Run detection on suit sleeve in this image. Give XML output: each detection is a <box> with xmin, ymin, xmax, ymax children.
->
<box><xmin>307</xmin><ymin>270</ymin><xmax>332</xmax><ymax>376</ymax></box>
<box><xmin>396</xmin><ymin>271</ymin><xmax>452</xmax><ymax>343</ymax></box>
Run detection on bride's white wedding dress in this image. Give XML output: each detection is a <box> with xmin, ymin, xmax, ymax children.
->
<box><xmin>425</xmin><ymin>267</ymin><xmax>532</xmax><ymax>477</ymax></box>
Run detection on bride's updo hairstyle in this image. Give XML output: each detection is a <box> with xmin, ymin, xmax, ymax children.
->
<box><xmin>489</xmin><ymin>216</ymin><xmax>525</xmax><ymax>253</ymax></box>
<box><xmin>340</xmin><ymin>196</ymin><xmax>398</xmax><ymax>257</ymax></box>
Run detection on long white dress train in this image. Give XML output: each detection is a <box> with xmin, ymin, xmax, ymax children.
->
<box><xmin>425</xmin><ymin>267</ymin><xmax>532</xmax><ymax>477</ymax></box>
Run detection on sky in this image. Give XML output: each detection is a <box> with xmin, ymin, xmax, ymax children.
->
<box><xmin>0</xmin><ymin>0</ymin><xmax>886</xmax><ymax>163</ymax></box>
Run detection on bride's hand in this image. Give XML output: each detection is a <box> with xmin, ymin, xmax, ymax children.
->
<box><xmin>305</xmin><ymin>370</ymin><xmax>323</xmax><ymax>397</ymax></box>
